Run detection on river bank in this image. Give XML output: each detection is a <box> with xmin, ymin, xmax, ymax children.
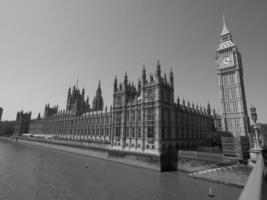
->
<box><xmin>0</xmin><ymin>136</ymin><xmax>251</xmax><ymax>187</ymax></box>
<box><xmin>0</xmin><ymin>136</ymin><xmax>162</xmax><ymax>171</ymax></box>
<box><xmin>0</xmin><ymin>139</ymin><xmax>242</xmax><ymax>200</ymax></box>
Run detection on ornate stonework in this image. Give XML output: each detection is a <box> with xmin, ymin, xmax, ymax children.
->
<box><xmin>215</xmin><ymin>16</ymin><xmax>250</xmax><ymax>137</ymax></box>
<box><xmin>41</xmin><ymin>61</ymin><xmax>219</xmax><ymax>155</ymax></box>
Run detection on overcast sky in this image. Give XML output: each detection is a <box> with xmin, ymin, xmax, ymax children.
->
<box><xmin>0</xmin><ymin>0</ymin><xmax>266</xmax><ymax>123</ymax></box>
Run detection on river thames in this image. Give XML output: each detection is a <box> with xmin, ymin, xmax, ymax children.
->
<box><xmin>0</xmin><ymin>140</ymin><xmax>242</xmax><ymax>200</ymax></box>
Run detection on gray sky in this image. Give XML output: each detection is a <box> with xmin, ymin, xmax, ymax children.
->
<box><xmin>0</xmin><ymin>0</ymin><xmax>266</xmax><ymax>122</ymax></box>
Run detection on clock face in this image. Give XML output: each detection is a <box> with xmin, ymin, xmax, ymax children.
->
<box><xmin>219</xmin><ymin>54</ymin><xmax>234</xmax><ymax>69</ymax></box>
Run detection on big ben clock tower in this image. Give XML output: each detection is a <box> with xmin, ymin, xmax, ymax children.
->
<box><xmin>215</xmin><ymin>16</ymin><xmax>250</xmax><ymax>138</ymax></box>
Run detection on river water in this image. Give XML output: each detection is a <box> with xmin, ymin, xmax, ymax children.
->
<box><xmin>0</xmin><ymin>140</ymin><xmax>242</xmax><ymax>200</ymax></box>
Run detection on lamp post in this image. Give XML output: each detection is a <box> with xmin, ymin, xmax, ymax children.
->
<box><xmin>250</xmin><ymin>105</ymin><xmax>260</xmax><ymax>150</ymax></box>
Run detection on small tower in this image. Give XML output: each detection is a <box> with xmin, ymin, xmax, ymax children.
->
<box><xmin>169</xmin><ymin>68</ymin><xmax>174</xmax><ymax>88</ymax></box>
<box><xmin>92</xmin><ymin>80</ymin><xmax>104</xmax><ymax>111</ymax></box>
<box><xmin>114</xmin><ymin>76</ymin><xmax>118</xmax><ymax>92</ymax></box>
<box><xmin>124</xmin><ymin>72</ymin><xmax>128</xmax><ymax>90</ymax></box>
<box><xmin>156</xmin><ymin>59</ymin><xmax>161</xmax><ymax>80</ymax></box>
<box><xmin>137</xmin><ymin>78</ymin><xmax>141</xmax><ymax>96</ymax></box>
<box><xmin>142</xmin><ymin>65</ymin><xmax>146</xmax><ymax>84</ymax></box>
<box><xmin>207</xmin><ymin>102</ymin><xmax>211</xmax><ymax>116</ymax></box>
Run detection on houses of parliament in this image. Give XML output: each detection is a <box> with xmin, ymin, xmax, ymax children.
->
<box><xmin>13</xmin><ymin>17</ymin><xmax>251</xmax><ymax>169</ymax></box>
<box><xmin>36</xmin><ymin>61</ymin><xmax>220</xmax><ymax>154</ymax></box>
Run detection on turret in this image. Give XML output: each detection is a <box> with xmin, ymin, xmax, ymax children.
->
<box><xmin>124</xmin><ymin>72</ymin><xmax>128</xmax><ymax>90</ymax></box>
<box><xmin>156</xmin><ymin>59</ymin><xmax>161</xmax><ymax>80</ymax></box>
<box><xmin>86</xmin><ymin>96</ymin><xmax>89</xmax><ymax>105</ymax></box>
<box><xmin>92</xmin><ymin>80</ymin><xmax>104</xmax><ymax>111</ymax></box>
<box><xmin>82</xmin><ymin>88</ymin><xmax>85</xmax><ymax>98</ymax></box>
<box><xmin>137</xmin><ymin>78</ymin><xmax>141</xmax><ymax>96</ymax></box>
<box><xmin>213</xmin><ymin>108</ymin><xmax>216</xmax><ymax>117</ymax></box>
<box><xmin>177</xmin><ymin>96</ymin><xmax>180</xmax><ymax>105</ymax></box>
<box><xmin>169</xmin><ymin>68</ymin><xmax>174</xmax><ymax>88</ymax></box>
<box><xmin>164</xmin><ymin>73</ymin><xmax>167</xmax><ymax>84</ymax></box>
<box><xmin>207</xmin><ymin>102</ymin><xmax>211</xmax><ymax>116</ymax></box>
<box><xmin>149</xmin><ymin>73</ymin><xmax>153</xmax><ymax>82</ymax></box>
<box><xmin>142</xmin><ymin>65</ymin><xmax>146</xmax><ymax>84</ymax></box>
<box><xmin>114</xmin><ymin>76</ymin><xmax>118</xmax><ymax>92</ymax></box>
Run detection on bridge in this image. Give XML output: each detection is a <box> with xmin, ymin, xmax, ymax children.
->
<box><xmin>239</xmin><ymin>149</ymin><xmax>267</xmax><ymax>200</ymax></box>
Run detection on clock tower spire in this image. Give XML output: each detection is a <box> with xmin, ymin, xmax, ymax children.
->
<box><xmin>221</xmin><ymin>15</ymin><xmax>230</xmax><ymax>36</ymax></box>
<box><xmin>215</xmin><ymin>16</ymin><xmax>250</xmax><ymax>138</ymax></box>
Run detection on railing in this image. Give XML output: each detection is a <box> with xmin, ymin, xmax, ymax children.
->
<box><xmin>238</xmin><ymin>154</ymin><xmax>264</xmax><ymax>200</ymax></box>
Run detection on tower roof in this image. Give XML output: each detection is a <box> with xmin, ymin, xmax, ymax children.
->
<box><xmin>221</xmin><ymin>15</ymin><xmax>230</xmax><ymax>36</ymax></box>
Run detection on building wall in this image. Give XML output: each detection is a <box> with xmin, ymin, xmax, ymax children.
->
<box><xmin>215</xmin><ymin>20</ymin><xmax>250</xmax><ymax>137</ymax></box>
<box><xmin>29</xmin><ymin>118</ymin><xmax>44</xmax><ymax>135</ymax></box>
<box><xmin>13</xmin><ymin>111</ymin><xmax>31</xmax><ymax>136</ymax></box>
<box><xmin>40</xmin><ymin>63</ymin><xmax>219</xmax><ymax>156</ymax></box>
<box><xmin>43</xmin><ymin>110</ymin><xmax>111</xmax><ymax>144</ymax></box>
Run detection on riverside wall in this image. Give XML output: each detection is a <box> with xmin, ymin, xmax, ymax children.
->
<box><xmin>0</xmin><ymin>136</ymin><xmax>168</xmax><ymax>171</ymax></box>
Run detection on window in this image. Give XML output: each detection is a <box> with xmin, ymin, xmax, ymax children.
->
<box><xmin>131</xmin><ymin>128</ymin><xmax>135</xmax><ymax>138</ymax></box>
<box><xmin>161</xmin><ymin>128</ymin><xmax>165</xmax><ymax>139</ymax></box>
<box><xmin>126</xmin><ymin>112</ymin><xmax>130</xmax><ymax>121</ymax></box>
<box><xmin>132</xmin><ymin>111</ymin><xmax>135</xmax><ymax>121</ymax></box>
<box><xmin>147</xmin><ymin>107</ymin><xmax>155</xmax><ymax>121</ymax></box>
<box><xmin>126</xmin><ymin>128</ymin><xmax>129</xmax><ymax>137</ymax></box>
<box><xmin>116</xmin><ymin>112</ymin><xmax>122</xmax><ymax>123</ymax></box>
<box><xmin>147</xmin><ymin>127</ymin><xmax>155</xmax><ymax>138</ymax></box>
<box><xmin>115</xmin><ymin>128</ymin><xmax>120</xmax><ymax>137</ymax></box>
<box><xmin>229</xmin><ymin>74</ymin><xmax>234</xmax><ymax>84</ymax></box>
<box><xmin>106</xmin><ymin>128</ymin><xmax>109</xmax><ymax>136</ymax></box>
<box><xmin>147</xmin><ymin>88</ymin><xmax>155</xmax><ymax>101</ymax></box>
<box><xmin>138</xmin><ymin>127</ymin><xmax>141</xmax><ymax>138</ymax></box>
<box><xmin>163</xmin><ymin>110</ymin><xmax>169</xmax><ymax>123</ymax></box>
<box><xmin>138</xmin><ymin>110</ymin><xmax>141</xmax><ymax>121</ymax></box>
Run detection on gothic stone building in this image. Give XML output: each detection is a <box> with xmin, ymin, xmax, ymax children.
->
<box><xmin>14</xmin><ymin>111</ymin><xmax>32</xmax><ymax>136</ymax></box>
<box><xmin>41</xmin><ymin>61</ymin><xmax>219</xmax><ymax>156</ymax></box>
<box><xmin>215</xmin><ymin>16</ymin><xmax>250</xmax><ymax>159</ymax></box>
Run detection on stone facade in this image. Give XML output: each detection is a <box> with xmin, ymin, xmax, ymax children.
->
<box><xmin>215</xmin><ymin>16</ymin><xmax>250</xmax><ymax>137</ymax></box>
<box><xmin>13</xmin><ymin>111</ymin><xmax>32</xmax><ymax>136</ymax></box>
<box><xmin>40</xmin><ymin>61</ymin><xmax>220</xmax><ymax>156</ymax></box>
<box><xmin>29</xmin><ymin>118</ymin><xmax>44</xmax><ymax>135</ymax></box>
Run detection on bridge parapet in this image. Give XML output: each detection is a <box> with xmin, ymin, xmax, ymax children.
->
<box><xmin>239</xmin><ymin>150</ymin><xmax>267</xmax><ymax>200</ymax></box>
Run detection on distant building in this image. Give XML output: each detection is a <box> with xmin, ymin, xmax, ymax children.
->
<box><xmin>0</xmin><ymin>107</ymin><xmax>3</xmax><ymax>121</ymax></box>
<box><xmin>13</xmin><ymin>111</ymin><xmax>31</xmax><ymax>136</ymax></box>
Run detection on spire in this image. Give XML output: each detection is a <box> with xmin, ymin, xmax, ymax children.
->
<box><xmin>156</xmin><ymin>59</ymin><xmax>161</xmax><ymax>79</ymax></box>
<box><xmin>142</xmin><ymin>65</ymin><xmax>146</xmax><ymax>84</ymax></box>
<box><xmin>221</xmin><ymin>14</ymin><xmax>230</xmax><ymax>36</ymax></box>
<box><xmin>76</xmin><ymin>77</ymin><xmax>79</xmax><ymax>88</ymax></box>
<box><xmin>137</xmin><ymin>78</ymin><xmax>141</xmax><ymax>95</ymax></box>
<box><xmin>114</xmin><ymin>75</ymin><xmax>118</xmax><ymax>92</ymax></box>
<box><xmin>98</xmin><ymin>80</ymin><xmax>101</xmax><ymax>89</ymax></box>
<box><xmin>169</xmin><ymin>67</ymin><xmax>174</xmax><ymax>88</ymax></box>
